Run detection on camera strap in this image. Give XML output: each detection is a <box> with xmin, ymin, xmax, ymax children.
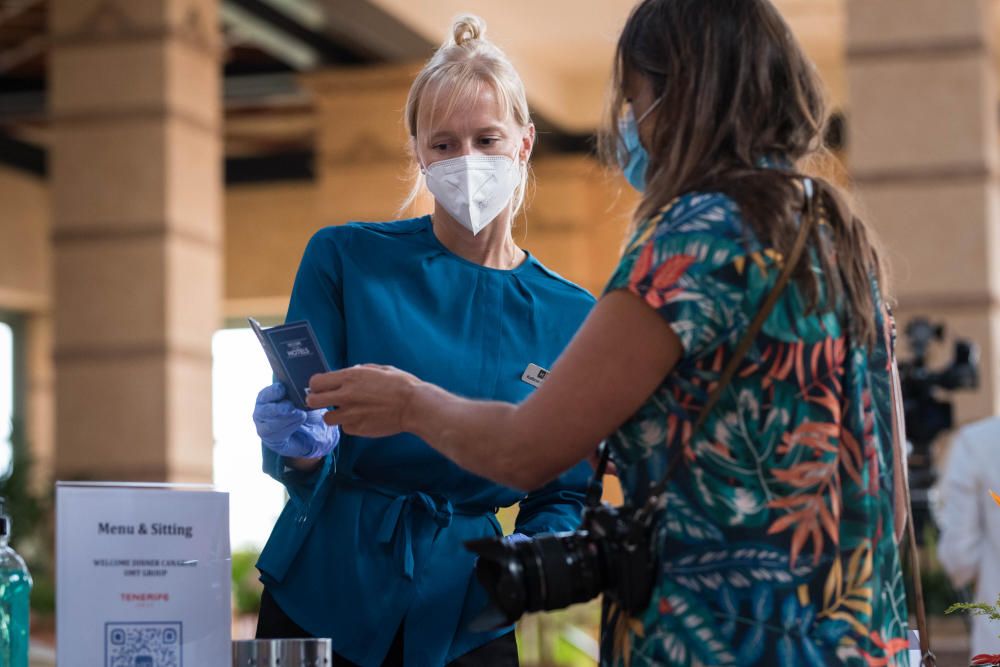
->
<box><xmin>892</xmin><ymin>359</ymin><xmax>937</xmax><ymax>665</ymax></box>
<box><xmin>632</xmin><ymin>177</ymin><xmax>818</xmax><ymax>522</ymax></box>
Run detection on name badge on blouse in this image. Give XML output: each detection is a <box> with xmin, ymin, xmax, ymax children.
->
<box><xmin>521</xmin><ymin>363</ymin><xmax>550</xmax><ymax>388</ymax></box>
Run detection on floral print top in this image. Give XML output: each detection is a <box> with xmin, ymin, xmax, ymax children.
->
<box><xmin>600</xmin><ymin>190</ymin><xmax>909</xmax><ymax>667</ymax></box>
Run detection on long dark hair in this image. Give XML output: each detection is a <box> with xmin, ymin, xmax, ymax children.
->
<box><xmin>599</xmin><ymin>0</ymin><xmax>888</xmax><ymax>347</ymax></box>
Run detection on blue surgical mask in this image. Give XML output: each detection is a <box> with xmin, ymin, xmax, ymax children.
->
<box><xmin>617</xmin><ymin>98</ymin><xmax>662</xmax><ymax>192</ymax></box>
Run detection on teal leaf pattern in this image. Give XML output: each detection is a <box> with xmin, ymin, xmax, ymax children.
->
<box><xmin>635</xmin><ymin>582</ymin><xmax>737</xmax><ymax>666</ymax></box>
<box><xmin>664</xmin><ymin>543</ymin><xmax>816</xmax><ymax>594</ymax></box>
<box><xmin>600</xmin><ymin>191</ymin><xmax>909</xmax><ymax>667</ymax></box>
<box><xmin>660</xmin><ymin>489</ymin><xmax>725</xmax><ymax>544</ymax></box>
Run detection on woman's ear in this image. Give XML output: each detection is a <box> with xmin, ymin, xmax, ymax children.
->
<box><xmin>410</xmin><ymin>136</ymin><xmax>426</xmax><ymax>173</ymax></box>
<box><xmin>521</xmin><ymin>123</ymin><xmax>536</xmax><ymax>162</ymax></box>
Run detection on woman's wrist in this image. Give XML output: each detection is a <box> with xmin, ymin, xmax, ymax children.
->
<box><xmin>283</xmin><ymin>455</ymin><xmax>325</xmax><ymax>473</ymax></box>
<box><xmin>400</xmin><ymin>378</ymin><xmax>432</xmax><ymax>436</ymax></box>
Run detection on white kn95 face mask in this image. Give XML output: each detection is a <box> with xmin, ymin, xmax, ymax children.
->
<box><xmin>423</xmin><ymin>152</ymin><xmax>521</xmax><ymax>235</ymax></box>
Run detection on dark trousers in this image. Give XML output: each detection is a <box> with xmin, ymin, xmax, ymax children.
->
<box><xmin>257</xmin><ymin>589</ymin><xmax>518</xmax><ymax>666</ymax></box>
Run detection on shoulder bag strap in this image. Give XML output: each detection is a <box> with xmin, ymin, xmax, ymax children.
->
<box><xmin>638</xmin><ymin>179</ymin><xmax>818</xmax><ymax>510</ymax></box>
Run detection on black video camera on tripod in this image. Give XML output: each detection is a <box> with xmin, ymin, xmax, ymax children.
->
<box><xmin>897</xmin><ymin>318</ymin><xmax>979</xmax><ymax>542</ymax></box>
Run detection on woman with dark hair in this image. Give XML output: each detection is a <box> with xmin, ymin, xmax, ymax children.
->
<box><xmin>306</xmin><ymin>1</ymin><xmax>910</xmax><ymax>664</ymax></box>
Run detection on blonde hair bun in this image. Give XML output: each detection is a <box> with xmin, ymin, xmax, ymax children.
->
<box><xmin>451</xmin><ymin>14</ymin><xmax>485</xmax><ymax>46</ymax></box>
<box><xmin>403</xmin><ymin>12</ymin><xmax>531</xmax><ymax>216</ymax></box>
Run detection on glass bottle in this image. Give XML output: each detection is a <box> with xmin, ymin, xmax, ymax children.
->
<box><xmin>0</xmin><ymin>497</ymin><xmax>31</xmax><ymax>667</ymax></box>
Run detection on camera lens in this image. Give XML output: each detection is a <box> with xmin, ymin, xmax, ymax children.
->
<box><xmin>466</xmin><ymin>531</ymin><xmax>607</xmax><ymax>626</ymax></box>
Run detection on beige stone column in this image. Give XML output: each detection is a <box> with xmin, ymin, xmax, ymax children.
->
<box><xmin>49</xmin><ymin>0</ymin><xmax>222</xmax><ymax>482</ymax></box>
<box><xmin>847</xmin><ymin>0</ymin><xmax>1000</xmax><ymax>424</ymax></box>
<box><xmin>303</xmin><ymin>64</ymin><xmax>424</xmax><ymax>227</ymax></box>
<box><xmin>528</xmin><ymin>156</ymin><xmax>635</xmax><ymax>296</ymax></box>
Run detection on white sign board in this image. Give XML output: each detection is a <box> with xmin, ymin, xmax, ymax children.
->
<box><xmin>56</xmin><ymin>482</ymin><xmax>231</xmax><ymax>667</ymax></box>
<box><xmin>908</xmin><ymin>629</ymin><xmax>922</xmax><ymax>667</ymax></box>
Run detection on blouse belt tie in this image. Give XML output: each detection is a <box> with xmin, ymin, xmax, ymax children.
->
<box><xmin>334</xmin><ymin>471</ymin><xmax>495</xmax><ymax>580</ymax></box>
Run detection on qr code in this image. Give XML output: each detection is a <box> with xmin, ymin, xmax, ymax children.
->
<box><xmin>105</xmin><ymin>622</ymin><xmax>182</xmax><ymax>667</ymax></box>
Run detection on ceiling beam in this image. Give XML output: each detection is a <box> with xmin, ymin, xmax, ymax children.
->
<box><xmin>0</xmin><ymin>34</ymin><xmax>45</xmax><ymax>74</ymax></box>
<box><xmin>221</xmin><ymin>0</ymin><xmax>368</xmax><ymax>69</ymax></box>
<box><xmin>0</xmin><ymin>72</ymin><xmax>313</xmax><ymax>121</ymax></box>
<box><xmin>226</xmin><ymin>150</ymin><xmax>314</xmax><ymax>184</ymax></box>
<box><xmin>0</xmin><ymin>132</ymin><xmax>45</xmax><ymax>177</ymax></box>
<box><xmin>224</xmin><ymin>72</ymin><xmax>308</xmax><ymax>109</ymax></box>
<box><xmin>0</xmin><ymin>87</ymin><xmax>43</xmax><ymax>121</ymax></box>
<box><xmin>263</xmin><ymin>0</ymin><xmax>326</xmax><ymax>31</ymax></box>
<box><xmin>0</xmin><ymin>129</ymin><xmax>317</xmax><ymax>185</ymax></box>
<box><xmin>221</xmin><ymin>3</ymin><xmax>319</xmax><ymax>70</ymax></box>
<box><xmin>316</xmin><ymin>0</ymin><xmax>434</xmax><ymax>62</ymax></box>
<box><xmin>0</xmin><ymin>0</ymin><xmax>42</xmax><ymax>30</ymax></box>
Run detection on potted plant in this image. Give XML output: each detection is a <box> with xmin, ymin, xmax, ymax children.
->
<box><xmin>945</xmin><ymin>491</ymin><xmax>1000</xmax><ymax>667</ymax></box>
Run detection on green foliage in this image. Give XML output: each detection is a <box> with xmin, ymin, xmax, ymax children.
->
<box><xmin>946</xmin><ymin>593</ymin><xmax>1000</xmax><ymax>637</ymax></box>
<box><xmin>517</xmin><ymin>601</ymin><xmax>601</xmax><ymax>666</ymax></box>
<box><xmin>31</xmin><ymin>574</ymin><xmax>55</xmax><ymax>615</ymax></box>
<box><xmin>2</xmin><ymin>420</ymin><xmax>43</xmax><ymax>534</ymax></box>
<box><xmin>942</xmin><ymin>493</ymin><xmax>1000</xmax><ymax>647</ymax></box>
<box><xmin>232</xmin><ymin>549</ymin><xmax>263</xmax><ymax>615</ymax></box>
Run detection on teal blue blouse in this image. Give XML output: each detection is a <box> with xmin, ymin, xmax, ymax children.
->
<box><xmin>256</xmin><ymin>216</ymin><xmax>596</xmax><ymax>666</ymax></box>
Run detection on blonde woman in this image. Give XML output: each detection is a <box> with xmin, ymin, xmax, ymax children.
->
<box><xmin>250</xmin><ymin>15</ymin><xmax>596</xmax><ymax>667</ymax></box>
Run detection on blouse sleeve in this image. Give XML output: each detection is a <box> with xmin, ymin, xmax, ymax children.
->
<box><xmin>261</xmin><ymin>227</ymin><xmax>348</xmax><ymax>506</ymax></box>
<box><xmin>603</xmin><ymin>192</ymin><xmax>751</xmax><ymax>361</ymax></box>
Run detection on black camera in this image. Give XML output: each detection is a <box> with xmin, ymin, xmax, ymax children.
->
<box><xmin>464</xmin><ymin>501</ymin><xmax>657</xmax><ymax>628</ymax></box>
<box><xmin>897</xmin><ymin>317</ymin><xmax>979</xmax><ymax>542</ymax></box>
<box><xmin>898</xmin><ymin>318</ymin><xmax>978</xmax><ymax>448</ymax></box>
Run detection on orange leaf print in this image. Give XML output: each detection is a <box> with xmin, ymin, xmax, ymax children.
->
<box><xmin>629</xmin><ymin>241</ymin><xmax>654</xmax><ymax>285</ymax></box>
<box><xmin>644</xmin><ymin>289</ymin><xmax>665</xmax><ymax>310</ymax></box>
<box><xmin>767</xmin><ymin>343</ymin><xmax>797</xmax><ymax>386</ymax></box>
<box><xmin>861</xmin><ymin>631</ymin><xmax>909</xmax><ymax>666</ymax></box>
<box><xmin>809</xmin><ymin>522</ymin><xmax>823</xmax><ymax>565</ymax></box>
<box><xmin>830</xmin><ymin>485</ymin><xmax>842</xmax><ymax>521</ymax></box>
<box><xmin>788</xmin><ymin>521</ymin><xmax>810</xmax><ymax>567</ymax></box>
<box><xmin>768</xmin><ymin>443</ymin><xmax>841</xmax><ymax>566</ymax></box>
<box><xmin>651</xmin><ymin>254</ymin><xmax>697</xmax><ymax>292</ymax></box>
<box><xmin>772</xmin><ymin>461</ymin><xmax>837</xmax><ymax>488</ymax></box>
<box><xmin>805</xmin><ymin>382</ymin><xmax>841</xmax><ymax>416</ymax></box>
<box><xmin>819</xmin><ymin>501</ymin><xmax>839</xmax><ymax>546</ymax></box>
<box><xmin>712</xmin><ymin>441</ymin><xmax>734</xmax><ymax>460</ymax></box>
<box><xmin>778</xmin><ymin>421</ymin><xmax>840</xmax><ymax>455</ymax></box>
<box><xmin>711</xmin><ymin>346</ymin><xmax>725</xmax><ymax>373</ymax></box>
<box><xmin>865</xmin><ymin>429</ymin><xmax>880</xmax><ymax>497</ymax></box>
<box><xmin>786</xmin><ymin>519</ymin><xmax>824</xmax><ymax>567</ymax></box>
<box><xmin>768</xmin><ymin>495</ymin><xmax>812</xmax><ymax>510</ymax></box>
<box><xmin>767</xmin><ymin>508</ymin><xmax>809</xmax><ymax>535</ymax></box>
<box><xmin>767</xmin><ymin>495</ymin><xmax>827</xmax><ymax>566</ymax></box>
<box><xmin>839</xmin><ymin>428</ymin><xmax>864</xmax><ymax>487</ymax></box>
<box><xmin>795</xmin><ymin>342</ymin><xmax>806</xmax><ymax>391</ymax></box>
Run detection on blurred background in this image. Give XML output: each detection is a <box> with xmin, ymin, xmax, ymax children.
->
<box><xmin>0</xmin><ymin>0</ymin><xmax>997</xmax><ymax>664</ymax></box>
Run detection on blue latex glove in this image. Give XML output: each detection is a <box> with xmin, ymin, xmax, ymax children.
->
<box><xmin>253</xmin><ymin>382</ymin><xmax>339</xmax><ymax>459</ymax></box>
<box><xmin>505</xmin><ymin>533</ymin><xmax>531</xmax><ymax>545</ymax></box>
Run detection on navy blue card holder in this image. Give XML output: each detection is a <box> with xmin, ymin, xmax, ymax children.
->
<box><xmin>249</xmin><ymin>317</ymin><xmax>331</xmax><ymax>410</ymax></box>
